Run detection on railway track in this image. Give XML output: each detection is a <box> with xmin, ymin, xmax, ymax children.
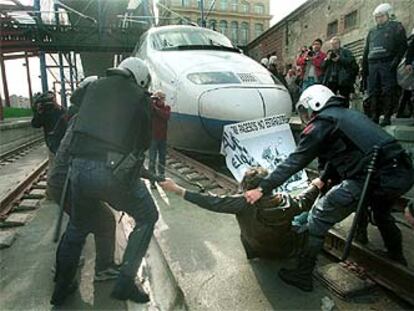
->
<box><xmin>165</xmin><ymin>147</ymin><xmax>414</xmax><ymax>306</ymax></box>
<box><xmin>0</xmin><ymin>159</ymin><xmax>48</xmax><ymax>222</ymax></box>
<box><xmin>0</xmin><ymin>137</ymin><xmax>45</xmax><ymax>167</ymax></box>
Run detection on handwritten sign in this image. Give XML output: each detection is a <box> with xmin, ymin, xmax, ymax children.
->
<box><xmin>221</xmin><ymin>114</ymin><xmax>308</xmax><ymax>192</ymax></box>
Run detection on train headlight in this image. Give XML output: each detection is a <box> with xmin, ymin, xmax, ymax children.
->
<box><xmin>187</xmin><ymin>72</ymin><xmax>241</xmax><ymax>85</ymax></box>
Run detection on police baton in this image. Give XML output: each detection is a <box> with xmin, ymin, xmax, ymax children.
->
<box><xmin>341</xmin><ymin>146</ymin><xmax>380</xmax><ymax>261</ymax></box>
<box><xmin>53</xmin><ymin>166</ymin><xmax>71</xmax><ymax>243</ymax></box>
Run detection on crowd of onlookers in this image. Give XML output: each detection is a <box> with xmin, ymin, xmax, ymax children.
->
<box><xmin>259</xmin><ymin>3</ymin><xmax>414</xmax><ymax>127</ymax></box>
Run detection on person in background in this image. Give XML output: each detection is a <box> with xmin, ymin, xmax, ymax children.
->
<box><xmin>297</xmin><ymin>39</ymin><xmax>326</xmax><ymax>91</ymax></box>
<box><xmin>362</xmin><ymin>3</ymin><xmax>407</xmax><ymax>126</ymax></box>
<box><xmin>260</xmin><ymin>57</ymin><xmax>269</xmax><ymax>68</ymax></box>
<box><xmin>321</xmin><ymin>36</ymin><xmax>358</xmax><ymax>102</ymax></box>
<box><xmin>268</xmin><ymin>55</ymin><xmax>288</xmax><ymax>88</ymax></box>
<box><xmin>31</xmin><ymin>91</ymin><xmax>67</xmax><ymax>197</ymax></box>
<box><xmin>149</xmin><ymin>90</ymin><xmax>171</xmax><ymax>188</ymax></box>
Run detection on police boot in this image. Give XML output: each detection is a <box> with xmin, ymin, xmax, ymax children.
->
<box><xmin>376</xmin><ymin>216</ymin><xmax>407</xmax><ymax>266</ymax></box>
<box><xmin>51</xmin><ymin>266</ymin><xmax>78</xmax><ymax>306</ymax></box>
<box><xmin>380</xmin><ymin>96</ymin><xmax>394</xmax><ymax>126</ymax></box>
<box><xmin>278</xmin><ymin>235</ymin><xmax>324</xmax><ymax>292</ymax></box>
<box><xmin>111</xmin><ymin>274</ymin><xmax>149</xmax><ymax>303</ymax></box>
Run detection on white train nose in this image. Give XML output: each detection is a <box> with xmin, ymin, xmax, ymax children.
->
<box><xmin>198</xmin><ymin>87</ymin><xmax>292</xmax><ymax>139</ymax></box>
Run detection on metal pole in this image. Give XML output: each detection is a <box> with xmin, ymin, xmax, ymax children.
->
<box><xmin>24</xmin><ymin>52</ymin><xmax>33</xmax><ymax>106</ymax></box>
<box><xmin>73</xmin><ymin>52</ymin><xmax>78</xmax><ymax>86</ymax></box>
<box><xmin>34</xmin><ymin>0</ymin><xmax>49</xmax><ymax>92</ymax></box>
<box><xmin>54</xmin><ymin>1</ymin><xmax>67</xmax><ymax>107</ymax></box>
<box><xmin>0</xmin><ymin>54</ymin><xmax>10</xmax><ymax>107</ymax></box>
<box><xmin>66</xmin><ymin>53</ymin><xmax>74</xmax><ymax>92</ymax></box>
<box><xmin>200</xmin><ymin>0</ymin><xmax>205</xmax><ymax>27</ymax></box>
<box><xmin>0</xmin><ymin>92</ymin><xmax>4</xmax><ymax>121</ymax></box>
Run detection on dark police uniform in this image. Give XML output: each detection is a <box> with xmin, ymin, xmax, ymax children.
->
<box><xmin>362</xmin><ymin>20</ymin><xmax>407</xmax><ymax>124</ymax></box>
<box><xmin>52</xmin><ymin>70</ymin><xmax>157</xmax><ymax>304</ymax></box>
<box><xmin>259</xmin><ymin>97</ymin><xmax>414</xmax><ymax>264</ymax></box>
<box><xmin>184</xmin><ymin>185</ymin><xmax>320</xmax><ymax>259</ymax></box>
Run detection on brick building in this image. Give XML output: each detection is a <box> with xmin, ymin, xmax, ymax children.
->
<box><xmin>247</xmin><ymin>0</ymin><xmax>414</xmax><ymax>71</ymax></box>
<box><xmin>158</xmin><ymin>0</ymin><xmax>271</xmax><ymax>46</ymax></box>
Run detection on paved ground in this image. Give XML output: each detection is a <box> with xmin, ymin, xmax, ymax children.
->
<box><xmin>0</xmin><ymin>199</ymin><xmax>127</xmax><ymax>310</ymax></box>
<box><xmin>151</xmin><ymin>175</ymin><xmax>408</xmax><ymax>311</ymax></box>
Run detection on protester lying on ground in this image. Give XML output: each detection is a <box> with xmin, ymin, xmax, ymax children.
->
<box><xmin>160</xmin><ymin>167</ymin><xmax>324</xmax><ymax>260</ymax></box>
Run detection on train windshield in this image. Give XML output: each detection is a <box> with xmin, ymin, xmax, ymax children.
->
<box><xmin>151</xmin><ymin>28</ymin><xmax>236</xmax><ymax>51</ymax></box>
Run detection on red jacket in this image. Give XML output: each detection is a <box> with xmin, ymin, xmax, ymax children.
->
<box><xmin>152</xmin><ymin>103</ymin><xmax>171</xmax><ymax>140</ymax></box>
<box><xmin>296</xmin><ymin>51</ymin><xmax>326</xmax><ymax>79</ymax></box>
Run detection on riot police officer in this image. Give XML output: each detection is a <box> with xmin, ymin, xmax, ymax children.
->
<box><xmin>362</xmin><ymin>3</ymin><xmax>407</xmax><ymax>126</ymax></box>
<box><xmin>245</xmin><ymin>85</ymin><xmax>414</xmax><ymax>292</ymax></box>
<box><xmin>51</xmin><ymin>58</ymin><xmax>157</xmax><ymax>305</ymax></box>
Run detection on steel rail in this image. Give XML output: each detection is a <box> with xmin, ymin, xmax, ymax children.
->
<box><xmin>0</xmin><ymin>136</ymin><xmax>44</xmax><ymax>163</ymax></box>
<box><xmin>0</xmin><ymin>159</ymin><xmax>48</xmax><ymax>218</ymax></box>
<box><xmin>167</xmin><ymin>148</ymin><xmax>414</xmax><ymax>306</ymax></box>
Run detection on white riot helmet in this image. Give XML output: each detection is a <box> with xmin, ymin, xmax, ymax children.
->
<box><xmin>373</xmin><ymin>3</ymin><xmax>393</xmax><ymax>18</ymax></box>
<box><xmin>79</xmin><ymin>75</ymin><xmax>98</xmax><ymax>88</ymax></box>
<box><xmin>296</xmin><ymin>85</ymin><xmax>335</xmax><ymax>124</ymax></box>
<box><xmin>260</xmin><ymin>57</ymin><xmax>269</xmax><ymax>67</ymax></box>
<box><xmin>118</xmin><ymin>57</ymin><xmax>151</xmax><ymax>89</ymax></box>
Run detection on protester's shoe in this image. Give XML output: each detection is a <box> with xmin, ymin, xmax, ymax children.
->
<box><xmin>95</xmin><ymin>264</ymin><xmax>121</xmax><ymax>282</ymax></box>
<box><xmin>50</xmin><ymin>280</ymin><xmax>78</xmax><ymax>306</ymax></box>
<box><xmin>111</xmin><ymin>275</ymin><xmax>149</xmax><ymax>303</ymax></box>
<box><xmin>278</xmin><ymin>256</ymin><xmax>316</xmax><ymax>292</ymax></box>
<box><xmin>150</xmin><ymin>182</ymin><xmax>156</xmax><ymax>190</ymax></box>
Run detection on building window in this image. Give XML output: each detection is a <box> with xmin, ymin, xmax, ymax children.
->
<box><xmin>254</xmin><ymin>3</ymin><xmax>264</xmax><ymax>14</ymax></box>
<box><xmin>327</xmin><ymin>20</ymin><xmax>338</xmax><ymax>37</ymax></box>
<box><xmin>231</xmin><ymin>21</ymin><xmax>238</xmax><ymax>43</ymax></box>
<box><xmin>219</xmin><ymin>20</ymin><xmax>228</xmax><ymax>35</ymax></box>
<box><xmin>240</xmin><ymin>22</ymin><xmax>249</xmax><ymax>45</ymax></box>
<box><xmin>209</xmin><ymin>19</ymin><xmax>217</xmax><ymax>30</ymax></box>
<box><xmin>240</xmin><ymin>2</ymin><xmax>249</xmax><ymax>13</ymax></box>
<box><xmin>231</xmin><ymin>0</ymin><xmax>238</xmax><ymax>12</ymax></box>
<box><xmin>344</xmin><ymin>10</ymin><xmax>358</xmax><ymax>30</ymax></box>
<box><xmin>254</xmin><ymin>23</ymin><xmax>263</xmax><ymax>38</ymax></box>
<box><xmin>220</xmin><ymin>0</ymin><xmax>227</xmax><ymax>11</ymax></box>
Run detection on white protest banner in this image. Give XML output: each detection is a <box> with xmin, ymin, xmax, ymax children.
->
<box><xmin>220</xmin><ymin>114</ymin><xmax>308</xmax><ymax>192</ymax></box>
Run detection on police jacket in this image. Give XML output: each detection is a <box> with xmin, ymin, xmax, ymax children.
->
<box><xmin>259</xmin><ymin>97</ymin><xmax>403</xmax><ymax>195</ymax></box>
<box><xmin>70</xmin><ymin>73</ymin><xmax>151</xmax><ymax>159</ymax></box>
<box><xmin>184</xmin><ymin>185</ymin><xmax>320</xmax><ymax>259</ymax></box>
<box><xmin>321</xmin><ymin>47</ymin><xmax>357</xmax><ymax>88</ymax></box>
<box><xmin>363</xmin><ymin>20</ymin><xmax>407</xmax><ymax>73</ymax></box>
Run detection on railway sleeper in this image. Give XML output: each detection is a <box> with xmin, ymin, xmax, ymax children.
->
<box><xmin>177</xmin><ymin>167</ymin><xmax>196</xmax><ymax>175</ymax></box>
<box><xmin>186</xmin><ymin>173</ymin><xmax>208</xmax><ymax>182</ymax></box>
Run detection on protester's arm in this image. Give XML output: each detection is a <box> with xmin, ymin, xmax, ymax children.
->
<box><xmin>160</xmin><ymin>179</ymin><xmax>247</xmax><ymax>214</ymax></box>
<box><xmin>153</xmin><ymin>105</ymin><xmax>171</xmax><ymax>121</ymax></box>
<box><xmin>290</xmin><ymin>179</ymin><xmax>323</xmax><ymax>211</ymax></box>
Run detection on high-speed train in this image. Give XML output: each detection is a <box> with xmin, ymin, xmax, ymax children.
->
<box><xmin>133</xmin><ymin>25</ymin><xmax>292</xmax><ymax>154</ymax></box>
